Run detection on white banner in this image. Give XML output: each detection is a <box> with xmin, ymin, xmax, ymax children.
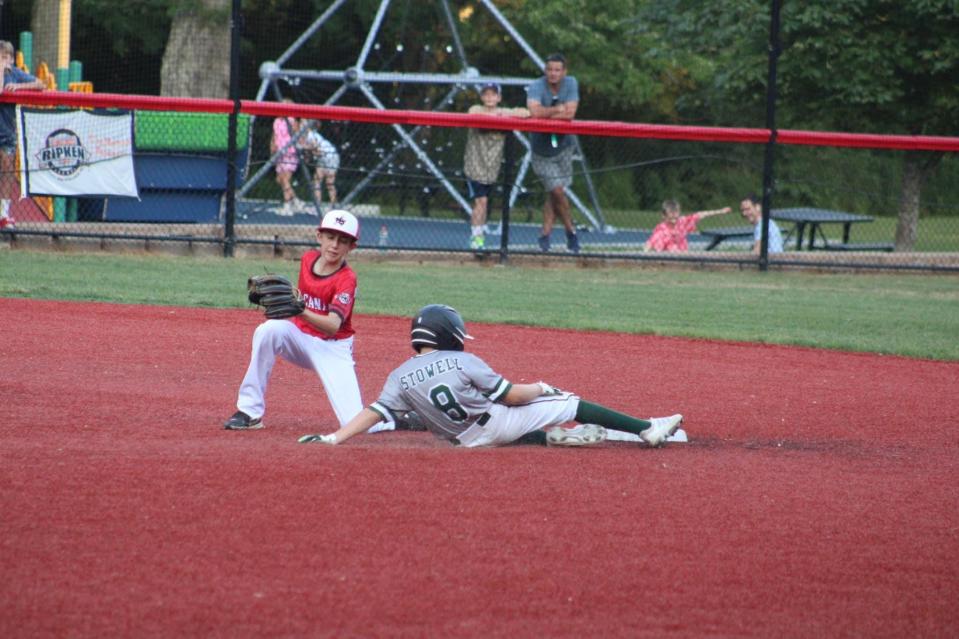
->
<box><xmin>17</xmin><ymin>107</ymin><xmax>139</xmax><ymax>198</ymax></box>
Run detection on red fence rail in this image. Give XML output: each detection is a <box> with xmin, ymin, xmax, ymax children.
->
<box><xmin>3</xmin><ymin>90</ymin><xmax>957</xmax><ymax>152</ymax></box>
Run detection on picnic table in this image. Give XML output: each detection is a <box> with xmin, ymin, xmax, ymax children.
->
<box><xmin>698</xmin><ymin>208</ymin><xmax>893</xmax><ymax>252</ymax></box>
<box><xmin>771</xmin><ymin>207</ymin><xmax>890</xmax><ymax>251</ymax></box>
<box><xmin>700</xmin><ymin>226</ymin><xmax>754</xmax><ymax>251</ymax></box>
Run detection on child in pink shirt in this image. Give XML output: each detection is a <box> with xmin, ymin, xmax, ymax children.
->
<box><xmin>643</xmin><ymin>199</ymin><xmax>732</xmax><ymax>252</ymax></box>
<box><xmin>271</xmin><ymin>98</ymin><xmax>307</xmax><ymax>216</ymax></box>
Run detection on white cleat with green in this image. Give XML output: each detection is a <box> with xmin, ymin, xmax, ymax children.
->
<box><xmin>640</xmin><ymin>414</ymin><xmax>684</xmax><ymax>447</ymax></box>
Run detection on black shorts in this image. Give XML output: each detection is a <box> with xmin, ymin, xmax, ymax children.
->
<box><xmin>467</xmin><ymin>180</ymin><xmax>493</xmax><ymax>200</ymax></box>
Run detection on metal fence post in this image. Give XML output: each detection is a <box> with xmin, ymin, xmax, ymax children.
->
<box><xmin>759</xmin><ymin>0</ymin><xmax>782</xmax><ymax>272</ymax></box>
<box><xmin>499</xmin><ymin>133</ymin><xmax>515</xmax><ymax>264</ymax></box>
<box><xmin>223</xmin><ymin>0</ymin><xmax>242</xmax><ymax>258</ymax></box>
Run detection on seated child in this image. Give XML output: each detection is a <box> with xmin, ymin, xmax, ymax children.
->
<box><xmin>643</xmin><ymin>199</ymin><xmax>732</xmax><ymax>252</ymax></box>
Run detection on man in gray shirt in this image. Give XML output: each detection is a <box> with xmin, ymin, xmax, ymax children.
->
<box><xmin>299</xmin><ymin>304</ymin><xmax>683</xmax><ymax>448</ymax></box>
<box><xmin>740</xmin><ymin>193</ymin><xmax>784</xmax><ymax>254</ymax></box>
<box><xmin>526</xmin><ymin>53</ymin><xmax>580</xmax><ymax>254</ymax></box>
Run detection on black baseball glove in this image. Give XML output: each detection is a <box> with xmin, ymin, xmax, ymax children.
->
<box><xmin>247</xmin><ymin>274</ymin><xmax>305</xmax><ymax>319</ymax></box>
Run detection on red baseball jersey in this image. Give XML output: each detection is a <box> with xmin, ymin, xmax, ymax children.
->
<box><xmin>646</xmin><ymin>213</ymin><xmax>701</xmax><ymax>252</ymax></box>
<box><xmin>291</xmin><ymin>250</ymin><xmax>357</xmax><ymax>340</ymax></box>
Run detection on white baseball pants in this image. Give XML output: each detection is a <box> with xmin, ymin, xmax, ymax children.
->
<box><xmin>455</xmin><ymin>393</ymin><xmax>580</xmax><ymax>447</ymax></box>
<box><xmin>235</xmin><ymin>319</ymin><xmax>392</xmax><ymax>431</ymax></box>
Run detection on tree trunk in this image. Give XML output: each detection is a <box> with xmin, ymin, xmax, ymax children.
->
<box><xmin>895</xmin><ymin>151</ymin><xmax>943</xmax><ymax>252</ymax></box>
<box><xmin>160</xmin><ymin>0</ymin><xmax>230</xmax><ymax>98</ymax></box>
<box><xmin>894</xmin><ymin>152</ymin><xmax>922</xmax><ymax>251</ymax></box>
<box><xmin>29</xmin><ymin>0</ymin><xmax>60</xmax><ymax>76</ymax></box>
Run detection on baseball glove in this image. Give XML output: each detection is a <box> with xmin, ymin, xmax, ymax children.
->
<box><xmin>247</xmin><ymin>274</ymin><xmax>305</xmax><ymax>319</ymax></box>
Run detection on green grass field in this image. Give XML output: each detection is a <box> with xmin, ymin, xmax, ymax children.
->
<box><xmin>3</xmin><ymin>250</ymin><xmax>958</xmax><ymax>360</ymax></box>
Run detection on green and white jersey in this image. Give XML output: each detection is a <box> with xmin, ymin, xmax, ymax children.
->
<box><xmin>370</xmin><ymin>350</ymin><xmax>512</xmax><ymax>440</ymax></box>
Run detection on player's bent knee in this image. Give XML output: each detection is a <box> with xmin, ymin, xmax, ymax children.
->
<box><xmin>253</xmin><ymin>318</ymin><xmax>291</xmax><ymax>341</ymax></box>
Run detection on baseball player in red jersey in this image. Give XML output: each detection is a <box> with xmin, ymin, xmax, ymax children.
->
<box><xmin>224</xmin><ymin>209</ymin><xmax>396</xmax><ymax>433</ymax></box>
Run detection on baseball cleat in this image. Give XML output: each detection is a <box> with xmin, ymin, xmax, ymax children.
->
<box><xmin>223</xmin><ymin>411</ymin><xmax>264</xmax><ymax>430</ymax></box>
<box><xmin>470</xmin><ymin>235</ymin><xmax>485</xmax><ymax>250</ymax></box>
<box><xmin>538</xmin><ymin>234</ymin><xmax>551</xmax><ymax>252</ymax></box>
<box><xmin>640</xmin><ymin>414</ymin><xmax>684</xmax><ymax>447</ymax></box>
<box><xmin>546</xmin><ymin>423</ymin><xmax>607</xmax><ymax>447</ymax></box>
<box><xmin>566</xmin><ymin>231</ymin><xmax>580</xmax><ymax>254</ymax></box>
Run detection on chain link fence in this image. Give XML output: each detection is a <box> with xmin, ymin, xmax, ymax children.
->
<box><xmin>2</xmin><ymin>93</ymin><xmax>957</xmax><ymax>271</ymax></box>
<box><xmin>1</xmin><ymin>1</ymin><xmax>957</xmax><ymax>270</ymax></box>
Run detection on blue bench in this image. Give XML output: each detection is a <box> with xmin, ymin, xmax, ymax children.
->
<box><xmin>105</xmin><ymin>152</ymin><xmax>245</xmax><ymax>223</ymax></box>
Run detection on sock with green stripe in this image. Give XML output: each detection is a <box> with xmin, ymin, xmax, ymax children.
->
<box><xmin>575</xmin><ymin>400</ymin><xmax>650</xmax><ymax>436</ymax></box>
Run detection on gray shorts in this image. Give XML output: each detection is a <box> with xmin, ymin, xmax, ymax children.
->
<box><xmin>312</xmin><ymin>151</ymin><xmax>340</xmax><ymax>172</ymax></box>
<box><xmin>531</xmin><ymin>145</ymin><xmax>574</xmax><ymax>191</ymax></box>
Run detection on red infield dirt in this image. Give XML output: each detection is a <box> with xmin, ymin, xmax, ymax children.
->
<box><xmin>1</xmin><ymin>297</ymin><xmax>957</xmax><ymax>638</ymax></box>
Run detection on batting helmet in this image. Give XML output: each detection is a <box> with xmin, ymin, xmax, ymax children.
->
<box><xmin>411</xmin><ymin>304</ymin><xmax>474</xmax><ymax>352</ymax></box>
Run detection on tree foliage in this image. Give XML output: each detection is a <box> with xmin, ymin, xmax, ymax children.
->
<box><xmin>636</xmin><ymin>0</ymin><xmax>959</xmax><ymax>134</ymax></box>
<box><xmin>779</xmin><ymin>0</ymin><xmax>959</xmax><ymax>135</ymax></box>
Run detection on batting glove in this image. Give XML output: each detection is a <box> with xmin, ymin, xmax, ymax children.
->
<box><xmin>537</xmin><ymin>381</ymin><xmax>561</xmax><ymax>396</ymax></box>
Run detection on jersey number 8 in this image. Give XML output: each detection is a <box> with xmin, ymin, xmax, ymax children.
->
<box><xmin>429</xmin><ymin>384</ymin><xmax>468</xmax><ymax>422</ymax></box>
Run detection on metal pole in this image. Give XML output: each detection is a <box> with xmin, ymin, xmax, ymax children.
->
<box><xmin>276</xmin><ymin>0</ymin><xmax>350</xmax><ymax>67</ymax></box>
<box><xmin>478</xmin><ymin>0</ymin><xmax>543</xmax><ymax>67</ymax></box>
<box><xmin>223</xmin><ymin>0</ymin><xmax>242</xmax><ymax>257</ymax></box>
<box><xmin>759</xmin><ymin>0</ymin><xmax>781</xmax><ymax>272</ymax></box>
<box><xmin>439</xmin><ymin>0</ymin><xmax>468</xmax><ymax>70</ymax></box>
<box><xmin>499</xmin><ymin>133</ymin><xmax>514</xmax><ymax>264</ymax></box>
<box><xmin>356</xmin><ymin>0</ymin><xmax>393</xmax><ymax>72</ymax></box>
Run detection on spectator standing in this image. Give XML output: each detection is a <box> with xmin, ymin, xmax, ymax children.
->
<box><xmin>526</xmin><ymin>53</ymin><xmax>580</xmax><ymax>253</ymax></box>
<box><xmin>0</xmin><ymin>41</ymin><xmax>45</xmax><ymax>229</ymax></box>
<box><xmin>301</xmin><ymin>119</ymin><xmax>340</xmax><ymax>212</ymax></box>
<box><xmin>271</xmin><ymin>98</ymin><xmax>306</xmax><ymax>216</ymax></box>
<box><xmin>643</xmin><ymin>199</ymin><xmax>732</xmax><ymax>252</ymax></box>
<box><xmin>740</xmin><ymin>193</ymin><xmax>784</xmax><ymax>254</ymax></box>
<box><xmin>463</xmin><ymin>82</ymin><xmax>530</xmax><ymax>250</ymax></box>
